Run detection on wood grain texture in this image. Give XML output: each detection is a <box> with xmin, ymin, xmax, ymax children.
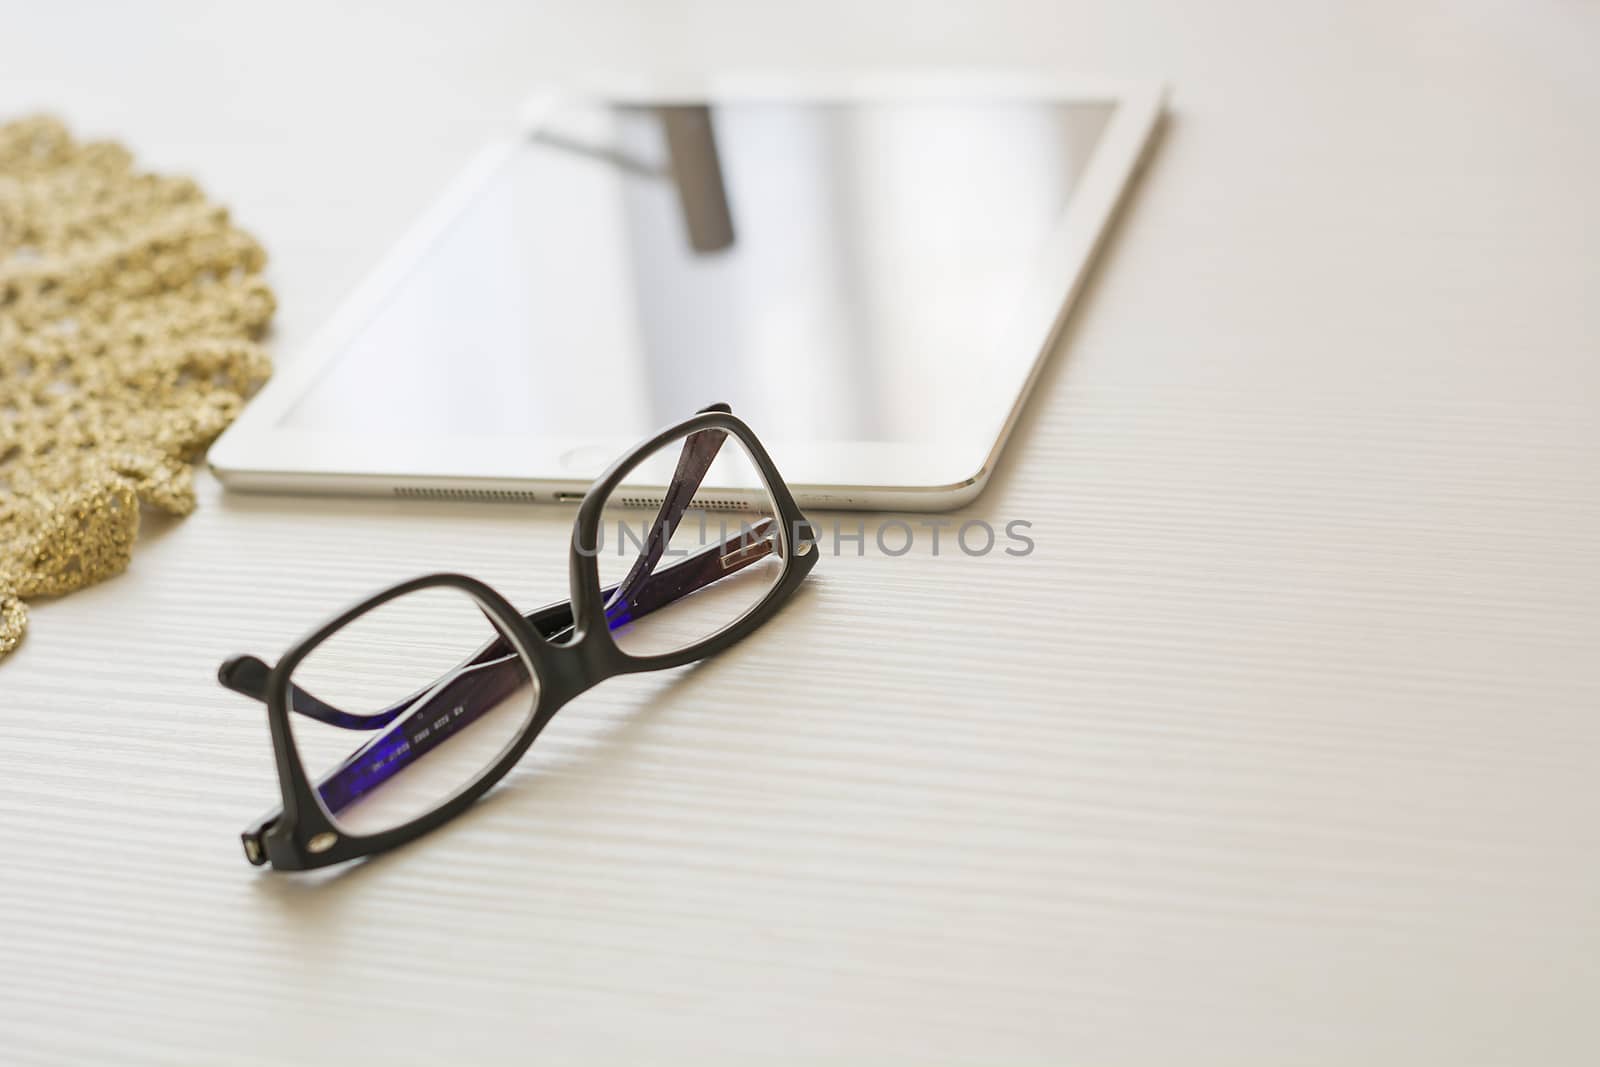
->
<box><xmin>2</xmin><ymin>1</ymin><xmax>1597</xmax><ymax>1063</ymax></box>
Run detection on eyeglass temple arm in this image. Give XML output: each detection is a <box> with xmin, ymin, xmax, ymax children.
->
<box><xmin>307</xmin><ymin>521</ymin><xmax>780</xmax><ymax>814</ymax></box>
<box><xmin>605</xmin><ymin>404</ymin><xmax>731</xmax><ymax>621</ymax></box>
<box><xmin>311</xmin><ymin>653</ymin><xmax>530</xmax><ymax>815</ymax></box>
<box><xmin>217</xmin><ymin>597</ymin><xmax>576</xmax><ymax>728</ymax></box>
<box><xmin>217</xmin><ymin>517</ymin><xmax>779</xmax><ymax>730</ymax></box>
<box><xmin>232</xmin><ymin>520</ymin><xmax>781</xmax><ymax>864</ymax></box>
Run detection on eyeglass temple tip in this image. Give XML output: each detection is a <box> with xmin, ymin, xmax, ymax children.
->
<box><xmin>218</xmin><ymin>653</ymin><xmax>270</xmax><ymax>699</ymax></box>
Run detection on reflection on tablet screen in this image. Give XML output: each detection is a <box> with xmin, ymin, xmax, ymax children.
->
<box><xmin>282</xmin><ymin>99</ymin><xmax>1112</xmax><ymax>446</ymax></box>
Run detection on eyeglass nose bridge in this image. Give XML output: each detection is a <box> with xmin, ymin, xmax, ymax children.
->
<box><xmin>526</xmin><ymin>630</ymin><xmax>611</xmax><ymax>710</ymax></box>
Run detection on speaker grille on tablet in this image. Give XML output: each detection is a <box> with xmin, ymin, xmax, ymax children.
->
<box><xmin>393</xmin><ymin>487</ymin><xmax>541</xmax><ymax>504</ymax></box>
<box><xmin>390</xmin><ymin>487</ymin><xmax>755</xmax><ymax>511</ymax></box>
<box><xmin>614</xmin><ymin>496</ymin><xmax>752</xmax><ymax>512</ymax></box>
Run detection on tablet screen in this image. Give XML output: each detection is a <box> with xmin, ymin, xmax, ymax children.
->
<box><xmin>281</xmin><ymin>98</ymin><xmax>1113</xmax><ymax>448</ymax></box>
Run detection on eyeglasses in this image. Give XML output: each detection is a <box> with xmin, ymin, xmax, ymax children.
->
<box><xmin>218</xmin><ymin>406</ymin><xmax>818</xmax><ymax>870</ymax></box>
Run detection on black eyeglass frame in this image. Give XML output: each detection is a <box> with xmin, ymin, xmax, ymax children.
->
<box><xmin>223</xmin><ymin>408</ymin><xmax>818</xmax><ymax>871</ymax></box>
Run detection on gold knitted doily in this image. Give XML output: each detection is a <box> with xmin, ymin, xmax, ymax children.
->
<box><xmin>0</xmin><ymin>116</ymin><xmax>273</xmax><ymax>658</ymax></box>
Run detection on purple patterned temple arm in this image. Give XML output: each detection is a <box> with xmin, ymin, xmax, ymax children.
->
<box><xmin>218</xmin><ymin>524</ymin><xmax>751</xmax><ymax>727</ymax></box>
<box><xmin>605</xmin><ymin>515</ymin><xmax>775</xmax><ymax>630</ymax></box>
<box><xmin>308</xmin><ymin>520</ymin><xmax>776</xmax><ymax>814</ymax></box>
<box><xmin>313</xmin><ymin>651</ymin><xmax>529</xmax><ymax>813</ymax></box>
<box><xmin>605</xmin><ymin>417</ymin><xmax>729</xmax><ymax>619</ymax></box>
<box><xmin>219</xmin><ymin>594</ymin><xmax>585</xmax><ymax>732</ymax></box>
<box><xmin>219</xmin><ymin>655</ymin><xmax>410</xmax><ymax>731</ymax></box>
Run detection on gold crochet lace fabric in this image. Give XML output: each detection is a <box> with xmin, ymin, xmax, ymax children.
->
<box><xmin>0</xmin><ymin>117</ymin><xmax>273</xmax><ymax>657</ymax></box>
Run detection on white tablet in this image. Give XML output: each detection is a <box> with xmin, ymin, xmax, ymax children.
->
<box><xmin>210</xmin><ymin>75</ymin><xmax>1164</xmax><ymax>511</ymax></box>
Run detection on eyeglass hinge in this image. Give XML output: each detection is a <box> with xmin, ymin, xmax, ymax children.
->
<box><xmin>792</xmin><ymin>520</ymin><xmax>818</xmax><ymax>556</ymax></box>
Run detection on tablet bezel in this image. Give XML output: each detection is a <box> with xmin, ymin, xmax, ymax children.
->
<box><xmin>209</xmin><ymin>74</ymin><xmax>1165</xmax><ymax>511</ymax></box>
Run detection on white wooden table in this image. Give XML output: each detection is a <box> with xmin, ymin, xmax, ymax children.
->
<box><xmin>3</xmin><ymin>2</ymin><xmax>1597</xmax><ymax>1062</ymax></box>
